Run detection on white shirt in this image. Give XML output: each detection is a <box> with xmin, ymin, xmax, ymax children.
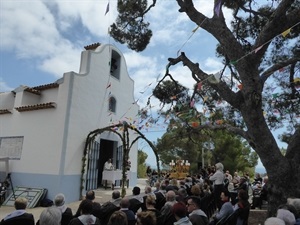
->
<box><xmin>104</xmin><ymin>161</ymin><xmax>113</xmax><ymax>170</ymax></box>
<box><xmin>209</xmin><ymin>170</ymin><xmax>225</xmax><ymax>185</ymax></box>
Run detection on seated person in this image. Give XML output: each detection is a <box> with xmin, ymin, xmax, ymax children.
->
<box><xmin>233</xmin><ymin>190</ymin><xmax>250</xmax><ymax>225</ymax></box>
<box><xmin>37</xmin><ymin>193</ymin><xmax>73</xmax><ymax>225</ymax></box>
<box><xmin>69</xmin><ymin>199</ymin><xmax>100</xmax><ymax>225</ymax></box>
<box><xmin>128</xmin><ymin>186</ymin><xmax>144</xmax><ymax>213</ymax></box>
<box><xmin>39</xmin><ymin>207</ymin><xmax>62</xmax><ymax>225</ymax></box>
<box><xmin>110</xmin><ymin>191</ymin><xmax>122</xmax><ymax>207</ymax></box>
<box><xmin>107</xmin><ymin>211</ymin><xmax>128</xmax><ymax>225</ymax></box>
<box><xmin>0</xmin><ymin>197</ymin><xmax>34</xmax><ymax>225</ymax></box>
<box><xmin>136</xmin><ymin>211</ymin><xmax>156</xmax><ymax>225</ymax></box>
<box><xmin>264</xmin><ymin>217</ymin><xmax>285</xmax><ymax>225</ymax></box>
<box><xmin>276</xmin><ymin>209</ymin><xmax>296</xmax><ymax>225</ymax></box>
<box><xmin>172</xmin><ymin>202</ymin><xmax>193</xmax><ymax>225</ymax></box>
<box><xmin>74</xmin><ymin>190</ymin><xmax>101</xmax><ymax>219</ymax></box>
<box><xmin>186</xmin><ymin>196</ymin><xmax>208</xmax><ymax>225</ymax></box>
<box><xmin>209</xmin><ymin>190</ymin><xmax>234</xmax><ymax>225</ymax></box>
<box><xmin>53</xmin><ymin>193</ymin><xmax>73</xmax><ymax>225</ymax></box>
<box><xmin>119</xmin><ymin>198</ymin><xmax>136</xmax><ymax>224</ymax></box>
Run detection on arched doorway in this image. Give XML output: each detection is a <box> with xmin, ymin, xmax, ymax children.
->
<box><xmin>80</xmin><ymin>122</ymin><xmax>161</xmax><ymax>198</ymax></box>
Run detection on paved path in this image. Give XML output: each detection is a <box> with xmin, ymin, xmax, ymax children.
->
<box><xmin>0</xmin><ymin>179</ymin><xmax>148</xmax><ymax>221</ymax></box>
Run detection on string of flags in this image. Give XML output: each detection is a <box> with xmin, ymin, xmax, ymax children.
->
<box><xmin>103</xmin><ymin>3</ymin><xmax>299</xmax><ymax>132</ymax></box>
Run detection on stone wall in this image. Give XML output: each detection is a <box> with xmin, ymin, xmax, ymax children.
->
<box><xmin>248</xmin><ymin>210</ymin><xmax>268</xmax><ymax>225</ymax></box>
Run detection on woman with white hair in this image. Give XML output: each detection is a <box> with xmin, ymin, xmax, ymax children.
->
<box><xmin>264</xmin><ymin>217</ymin><xmax>285</xmax><ymax>225</ymax></box>
<box><xmin>209</xmin><ymin>162</ymin><xmax>225</xmax><ymax>210</ymax></box>
<box><xmin>53</xmin><ymin>193</ymin><xmax>73</xmax><ymax>225</ymax></box>
<box><xmin>39</xmin><ymin>207</ymin><xmax>62</xmax><ymax>225</ymax></box>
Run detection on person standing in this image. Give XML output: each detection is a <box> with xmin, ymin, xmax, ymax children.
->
<box><xmin>209</xmin><ymin>162</ymin><xmax>225</xmax><ymax>210</ymax></box>
<box><xmin>104</xmin><ymin>158</ymin><xmax>114</xmax><ymax>170</ymax></box>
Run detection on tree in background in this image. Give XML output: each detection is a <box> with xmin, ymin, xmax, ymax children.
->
<box><xmin>111</xmin><ymin>0</ymin><xmax>300</xmax><ymax>214</ymax></box>
<box><xmin>137</xmin><ymin>150</ymin><xmax>148</xmax><ymax>178</ymax></box>
<box><xmin>156</xmin><ymin>122</ymin><xmax>258</xmax><ymax>175</ymax></box>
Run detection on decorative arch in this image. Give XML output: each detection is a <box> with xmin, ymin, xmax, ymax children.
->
<box><xmin>80</xmin><ymin>121</ymin><xmax>161</xmax><ymax>198</ymax></box>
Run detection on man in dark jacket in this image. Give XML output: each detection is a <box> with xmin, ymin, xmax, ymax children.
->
<box><xmin>0</xmin><ymin>197</ymin><xmax>34</xmax><ymax>225</ymax></box>
<box><xmin>187</xmin><ymin>196</ymin><xmax>208</xmax><ymax>225</ymax></box>
<box><xmin>74</xmin><ymin>190</ymin><xmax>101</xmax><ymax>219</ymax></box>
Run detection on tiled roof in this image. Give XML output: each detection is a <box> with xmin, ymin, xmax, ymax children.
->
<box><xmin>32</xmin><ymin>83</ymin><xmax>59</xmax><ymax>90</ymax></box>
<box><xmin>24</xmin><ymin>87</ymin><xmax>41</xmax><ymax>95</ymax></box>
<box><xmin>23</xmin><ymin>83</ymin><xmax>59</xmax><ymax>95</ymax></box>
<box><xmin>0</xmin><ymin>109</ymin><xmax>12</xmax><ymax>114</ymax></box>
<box><xmin>15</xmin><ymin>102</ymin><xmax>56</xmax><ymax>112</ymax></box>
<box><xmin>84</xmin><ymin>43</ymin><xmax>101</xmax><ymax>50</ymax></box>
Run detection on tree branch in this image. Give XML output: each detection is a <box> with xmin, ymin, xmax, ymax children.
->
<box><xmin>168</xmin><ymin>52</ymin><xmax>243</xmax><ymax>109</ymax></box>
<box><xmin>260</xmin><ymin>57</ymin><xmax>300</xmax><ymax>83</ymax></box>
<box><xmin>253</xmin><ymin>0</ymin><xmax>299</xmax><ymax>63</ymax></box>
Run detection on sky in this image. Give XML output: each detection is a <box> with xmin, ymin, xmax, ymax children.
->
<box><xmin>0</xmin><ymin>0</ymin><xmax>271</xmax><ymax>172</ymax></box>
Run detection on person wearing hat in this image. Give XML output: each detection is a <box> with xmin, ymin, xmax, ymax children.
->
<box><xmin>53</xmin><ymin>193</ymin><xmax>73</xmax><ymax>225</ymax></box>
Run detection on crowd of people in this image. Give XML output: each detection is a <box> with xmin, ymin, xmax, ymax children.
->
<box><xmin>1</xmin><ymin>162</ymin><xmax>300</xmax><ymax>225</ymax></box>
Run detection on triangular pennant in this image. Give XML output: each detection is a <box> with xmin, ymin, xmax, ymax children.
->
<box><xmin>207</xmin><ymin>72</ymin><xmax>221</xmax><ymax>84</ymax></box>
<box><xmin>214</xmin><ymin>0</ymin><xmax>222</xmax><ymax>17</ymax></box>
<box><xmin>105</xmin><ymin>2</ymin><xmax>110</xmax><ymax>15</ymax></box>
<box><xmin>197</xmin><ymin>82</ymin><xmax>202</xmax><ymax>90</ymax></box>
<box><xmin>192</xmin><ymin>26</ymin><xmax>200</xmax><ymax>33</ymax></box>
<box><xmin>254</xmin><ymin>45</ymin><xmax>263</xmax><ymax>53</ymax></box>
<box><xmin>282</xmin><ymin>28</ymin><xmax>291</xmax><ymax>37</ymax></box>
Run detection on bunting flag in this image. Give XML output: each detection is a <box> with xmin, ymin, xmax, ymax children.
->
<box><xmin>207</xmin><ymin>71</ymin><xmax>221</xmax><ymax>84</ymax></box>
<box><xmin>192</xmin><ymin>26</ymin><xmax>200</xmax><ymax>33</ymax></box>
<box><xmin>105</xmin><ymin>2</ymin><xmax>110</xmax><ymax>15</ymax></box>
<box><xmin>197</xmin><ymin>82</ymin><xmax>202</xmax><ymax>90</ymax></box>
<box><xmin>214</xmin><ymin>0</ymin><xmax>222</xmax><ymax>17</ymax></box>
<box><xmin>254</xmin><ymin>45</ymin><xmax>263</xmax><ymax>53</ymax></box>
<box><xmin>281</xmin><ymin>28</ymin><xmax>291</xmax><ymax>37</ymax></box>
<box><xmin>293</xmin><ymin>78</ymin><xmax>300</xmax><ymax>83</ymax></box>
<box><xmin>190</xmin><ymin>99</ymin><xmax>195</xmax><ymax>107</ymax></box>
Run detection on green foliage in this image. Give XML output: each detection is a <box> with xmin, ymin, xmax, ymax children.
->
<box><xmin>211</xmin><ymin>131</ymin><xmax>258</xmax><ymax>173</ymax></box>
<box><xmin>137</xmin><ymin>150</ymin><xmax>148</xmax><ymax>178</ymax></box>
<box><xmin>110</xmin><ymin>0</ymin><xmax>152</xmax><ymax>52</ymax></box>
<box><xmin>156</xmin><ymin>123</ymin><xmax>258</xmax><ymax>174</ymax></box>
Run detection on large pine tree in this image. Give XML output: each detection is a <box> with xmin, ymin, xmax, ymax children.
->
<box><xmin>111</xmin><ymin>0</ymin><xmax>300</xmax><ymax>215</ymax></box>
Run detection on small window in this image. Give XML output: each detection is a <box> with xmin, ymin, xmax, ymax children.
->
<box><xmin>109</xmin><ymin>97</ymin><xmax>116</xmax><ymax>113</ymax></box>
<box><xmin>110</xmin><ymin>50</ymin><xmax>121</xmax><ymax>79</ymax></box>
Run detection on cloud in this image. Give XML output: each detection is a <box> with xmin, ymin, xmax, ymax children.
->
<box><xmin>0</xmin><ymin>78</ymin><xmax>13</xmax><ymax>92</ymax></box>
<box><xmin>50</xmin><ymin>0</ymin><xmax>115</xmax><ymax>36</ymax></box>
